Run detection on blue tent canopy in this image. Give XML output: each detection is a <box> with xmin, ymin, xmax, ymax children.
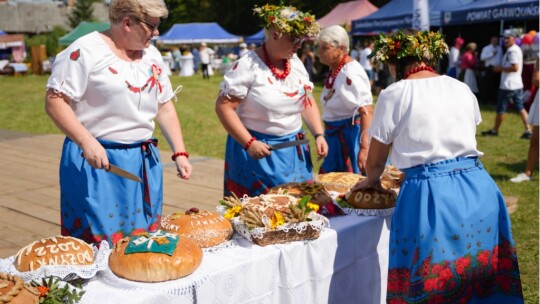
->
<box><xmin>351</xmin><ymin>0</ymin><xmax>474</xmax><ymax>35</ymax></box>
<box><xmin>244</xmin><ymin>29</ymin><xmax>265</xmax><ymax>44</ymax></box>
<box><xmin>158</xmin><ymin>22</ymin><xmax>242</xmax><ymax>44</ymax></box>
<box><xmin>441</xmin><ymin>0</ymin><xmax>538</xmax><ymax>26</ymax></box>
<box><xmin>0</xmin><ymin>30</ymin><xmax>6</xmax><ymax>35</ymax></box>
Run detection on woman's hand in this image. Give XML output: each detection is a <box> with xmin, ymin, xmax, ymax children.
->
<box><xmin>80</xmin><ymin>136</ymin><xmax>109</xmax><ymax>169</ymax></box>
<box><xmin>315</xmin><ymin>136</ymin><xmax>328</xmax><ymax>161</ymax></box>
<box><xmin>174</xmin><ymin>156</ymin><xmax>192</xmax><ymax>179</ymax></box>
<box><xmin>357</xmin><ymin>147</ymin><xmax>368</xmax><ymax>174</ymax></box>
<box><xmin>350</xmin><ymin>177</ymin><xmax>386</xmax><ymax>193</ymax></box>
<box><xmin>246</xmin><ymin>140</ymin><xmax>271</xmax><ymax>160</ymax></box>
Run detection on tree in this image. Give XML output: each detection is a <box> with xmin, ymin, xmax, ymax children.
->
<box><xmin>67</xmin><ymin>0</ymin><xmax>96</xmax><ymax>29</ymax></box>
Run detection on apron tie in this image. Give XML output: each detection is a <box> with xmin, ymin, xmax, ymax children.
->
<box><xmin>141</xmin><ymin>139</ymin><xmax>159</xmax><ymax>213</ymax></box>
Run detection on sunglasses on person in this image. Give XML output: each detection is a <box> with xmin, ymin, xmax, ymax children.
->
<box><xmin>289</xmin><ymin>36</ymin><xmax>306</xmax><ymax>46</ymax></box>
<box><xmin>134</xmin><ymin>17</ymin><xmax>160</xmax><ymax>32</ymax></box>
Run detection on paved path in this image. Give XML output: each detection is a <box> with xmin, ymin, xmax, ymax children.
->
<box><xmin>0</xmin><ymin>130</ymin><xmax>224</xmax><ymax>258</ymax></box>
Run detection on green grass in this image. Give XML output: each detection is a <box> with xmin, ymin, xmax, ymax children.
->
<box><xmin>0</xmin><ymin>74</ymin><xmax>538</xmax><ymax>302</ymax></box>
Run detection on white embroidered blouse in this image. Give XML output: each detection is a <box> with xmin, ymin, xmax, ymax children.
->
<box><xmin>47</xmin><ymin>31</ymin><xmax>174</xmax><ymax>144</ymax></box>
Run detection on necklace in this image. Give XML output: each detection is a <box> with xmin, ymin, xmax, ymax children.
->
<box><xmin>262</xmin><ymin>43</ymin><xmax>290</xmax><ymax>80</ymax></box>
<box><xmin>404</xmin><ymin>65</ymin><xmax>435</xmax><ymax>79</ymax></box>
<box><xmin>325</xmin><ymin>54</ymin><xmax>348</xmax><ymax>89</ymax></box>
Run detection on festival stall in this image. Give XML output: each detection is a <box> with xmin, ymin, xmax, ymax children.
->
<box><xmin>441</xmin><ymin>0</ymin><xmax>538</xmax><ymax>27</ymax></box>
<box><xmin>244</xmin><ymin>29</ymin><xmax>265</xmax><ymax>45</ymax></box>
<box><xmin>157</xmin><ymin>22</ymin><xmax>242</xmax><ymax>45</ymax></box>
<box><xmin>317</xmin><ymin>0</ymin><xmax>378</xmax><ymax>29</ymax></box>
<box><xmin>350</xmin><ymin>0</ymin><xmax>475</xmax><ymax>35</ymax></box>
<box><xmin>58</xmin><ymin>22</ymin><xmax>110</xmax><ymax>46</ymax></box>
<box><xmin>0</xmin><ymin>32</ymin><xmax>27</xmax><ymax>75</ymax></box>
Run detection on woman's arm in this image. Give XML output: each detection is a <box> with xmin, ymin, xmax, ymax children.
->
<box><xmin>45</xmin><ymin>88</ymin><xmax>108</xmax><ymax>169</ymax></box>
<box><xmin>301</xmin><ymin>98</ymin><xmax>328</xmax><ymax>159</ymax></box>
<box><xmin>156</xmin><ymin>101</ymin><xmax>192</xmax><ymax>179</ymax></box>
<box><xmin>215</xmin><ymin>94</ymin><xmax>270</xmax><ymax>160</ymax></box>
<box><xmin>357</xmin><ymin>105</ymin><xmax>373</xmax><ymax>174</ymax></box>
<box><xmin>351</xmin><ymin>138</ymin><xmax>391</xmax><ymax>191</ymax></box>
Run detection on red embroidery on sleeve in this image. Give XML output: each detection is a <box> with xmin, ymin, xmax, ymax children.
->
<box><xmin>70</xmin><ymin>49</ymin><xmax>81</xmax><ymax>61</ymax></box>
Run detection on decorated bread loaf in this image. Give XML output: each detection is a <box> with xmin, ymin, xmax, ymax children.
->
<box><xmin>0</xmin><ymin>273</ymin><xmax>39</xmax><ymax>304</ymax></box>
<box><xmin>317</xmin><ymin>172</ymin><xmax>366</xmax><ymax>193</ymax></box>
<box><xmin>108</xmin><ymin>230</ymin><xmax>202</xmax><ymax>282</ymax></box>
<box><xmin>344</xmin><ymin>186</ymin><xmax>397</xmax><ymax>209</ymax></box>
<box><xmin>268</xmin><ymin>181</ymin><xmax>332</xmax><ymax>205</ymax></box>
<box><xmin>161</xmin><ymin>208</ymin><xmax>233</xmax><ymax>248</ymax></box>
<box><xmin>14</xmin><ymin>236</ymin><xmax>94</xmax><ymax>272</ymax></box>
<box><xmin>381</xmin><ymin>165</ymin><xmax>405</xmax><ymax>189</ymax></box>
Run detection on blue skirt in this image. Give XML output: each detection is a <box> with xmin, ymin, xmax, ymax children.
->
<box><xmin>223</xmin><ymin>129</ymin><xmax>313</xmax><ymax>197</ymax></box>
<box><xmin>59</xmin><ymin>137</ymin><xmax>163</xmax><ymax>245</ymax></box>
<box><xmin>320</xmin><ymin>115</ymin><xmax>361</xmax><ymax>174</ymax></box>
<box><xmin>387</xmin><ymin>157</ymin><xmax>523</xmax><ymax>303</ymax></box>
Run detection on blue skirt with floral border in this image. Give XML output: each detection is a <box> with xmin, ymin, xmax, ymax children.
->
<box><xmin>59</xmin><ymin>137</ymin><xmax>163</xmax><ymax>245</ymax></box>
<box><xmin>387</xmin><ymin>157</ymin><xmax>523</xmax><ymax>303</ymax></box>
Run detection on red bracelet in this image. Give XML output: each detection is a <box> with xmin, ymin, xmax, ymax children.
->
<box><xmin>244</xmin><ymin>137</ymin><xmax>256</xmax><ymax>151</ymax></box>
<box><xmin>171</xmin><ymin>151</ymin><xmax>189</xmax><ymax>161</ymax></box>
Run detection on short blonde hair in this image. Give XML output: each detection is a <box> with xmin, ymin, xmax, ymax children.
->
<box><xmin>317</xmin><ymin>25</ymin><xmax>350</xmax><ymax>53</ymax></box>
<box><xmin>109</xmin><ymin>0</ymin><xmax>168</xmax><ymax>24</ymax></box>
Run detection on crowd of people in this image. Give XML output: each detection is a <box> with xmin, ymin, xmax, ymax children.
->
<box><xmin>44</xmin><ymin>0</ymin><xmax>534</xmax><ymax>302</ymax></box>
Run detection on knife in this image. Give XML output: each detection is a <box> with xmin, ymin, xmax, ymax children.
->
<box><xmin>108</xmin><ymin>164</ymin><xmax>142</xmax><ymax>183</ymax></box>
<box><xmin>268</xmin><ymin>139</ymin><xmax>309</xmax><ymax>151</ymax></box>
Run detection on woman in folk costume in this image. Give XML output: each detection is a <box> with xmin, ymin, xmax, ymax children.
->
<box><xmin>45</xmin><ymin>0</ymin><xmax>192</xmax><ymax>245</ymax></box>
<box><xmin>215</xmin><ymin>4</ymin><xmax>328</xmax><ymax>197</ymax></box>
<box><xmin>352</xmin><ymin>30</ymin><xmax>523</xmax><ymax>303</ymax></box>
<box><xmin>316</xmin><ymin>25</ymin><xmax>373</xmax><ymax>174</ymax></box>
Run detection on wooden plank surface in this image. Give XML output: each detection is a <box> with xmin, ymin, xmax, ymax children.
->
<box><xmin>0</xmin><ymin>130</ymin><xmax>224</xmax><ymax>258</ymax></box>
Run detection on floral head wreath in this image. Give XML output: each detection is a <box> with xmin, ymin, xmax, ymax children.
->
<box><xmin>253</xmin><ymin>4</ymin><xmax>321</xmax><ymax>38</ymax></box>
<box><xmin>369</xmin><ymin>30</ymin><xmax>449</xmax><ymax>67</ymax></box>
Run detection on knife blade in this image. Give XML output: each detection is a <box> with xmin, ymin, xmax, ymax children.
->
<box><xmin>108</xmin><ymin>164</ymin><xmax>142</xmax><ymax>183</ymax></box>
<box><xmin>268</xmin><ymin>139</ymin><xmax>309</xmax><ymax>151</ymax></box>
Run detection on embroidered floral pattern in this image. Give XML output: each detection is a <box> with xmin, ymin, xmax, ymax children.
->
<box><xmin>70</xmin><ymin>49</ymin><xmax>81</xmax><ymax>61</ymax></box>
<box><xmin>387</xmin><ymin>238</ymin><xmax>523</xmax><ymax>303</ymax></box>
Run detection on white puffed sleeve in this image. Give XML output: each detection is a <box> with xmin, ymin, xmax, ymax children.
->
<box><xmin>338</xmin><ymin>64</ymin><xmax>373</xmax><ymax>109</ymax></box>
<box><xmin>368</xmin><ymin>82</ymin><xmax>405</xmax><ymax>145</ymax></box>
<box><xmin>219</xmin><ymin>53</ymin><xmax>256</xmax><ymax>100</ymax></box>
<box><xmin>46</xmin><ymin>39</ymin><xmax>95</xmax><ymax>102</ymax></box>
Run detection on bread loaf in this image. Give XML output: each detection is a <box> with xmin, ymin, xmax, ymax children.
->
<box><xmin>344</xmin><ymin>187</ymin><xmax>397</xmax><ymax>209</ymax></box>
<box><xmin>108</xmin><ymin>230</ymin><xmax>202</xmax><ymax>282</ymax></box>
<box><xmin>268</xmin><ymin>182</ymin><xmax>332</xmax><ymax>205</ymax></box>
<box><xmin>14</xmin><ymin>236</ymin><xmax>94</xmax><ymax>272</ymax></box>
<box><xmin>161</xmin><ymin>209</ymin><xmax>233</xmax><ymax>248</ymax></box>
<box><xmin>0</xmin><ymin>273</ymin><xmax>39</xmax><ymax>304</ymax></box>
<box><xmin>317</xmin><ymin>172</ymin><xmax>366</xmax><ymax>193</ymax></box>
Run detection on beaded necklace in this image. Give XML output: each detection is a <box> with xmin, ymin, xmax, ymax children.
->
<box><xmin>404</xmin><ymin>65</ymin><xmax>435</xmax><ymax>79</ymax></box>
<box><xmin>262</xmin><ymin>43</ymin><xmax>290</xmax><ymax>80</ymax></box>
<box><xmin>324</xmin><ymin>54</ymin><xmax>348</xmax><ymax>89</ymax></box>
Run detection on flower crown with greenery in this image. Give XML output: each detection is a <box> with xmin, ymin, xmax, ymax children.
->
<box><xmin>369</xmin><ymin>30</ymin><xmax>449</xmax><ymax>67</ymax></box>
<box><xmin>253</xmin><ymin>4</ymin><xmax>321</xmax><ymax>38</ymax></box>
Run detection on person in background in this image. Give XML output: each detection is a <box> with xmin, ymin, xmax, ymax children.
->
<box><xmin>300</xmin><ymin>43</ymin><xmax>316</xmax><ymax>82</ymax></box>
<box><xmin>511</xmin><ymin>55</ymin><xmax>539</xmax><ymax>182</ymax></box>
<box><xmin>238</xmin><ymin>42</ymin><xmax>249</xmax><ymax>57</ymax></box>
<box><xmin>248</xmin><ymin>43</ymin><xmax>257</xmax><ymax>51</ymax></box>
<box><xmin>359</xmin><ymin>40</ymin><xmax>374</xmax><ymax>87</ymax></box>
<box><xmin>215</xmin><ymin>4</ymin><xmax>327</xmax><ymax>197</ymax></box>
<box><xmin>172</xmin><ymin>46</ymin><xmax>181</xmax><ymax>72</ymax></box>
<box><xmin>45</xmin><ymin>0</ymin><xmax>192</xmax><ymax>245</ymax></box>
<box><xmin>352</xmin><ymin>30</ymin><xmax>523</xmax><ymax>303</ymax></box>
<box><xmin>447</xmin><ymin>36</ymin><xmax>464</xmax><ymax>78</ymax></box>
<box><xmin>482</xmin><ymin>29</ymin><xmax>531</xmax><ymax>139</ymax></box>
<box><xmin>480</xmin><ymin>35</ymin><xmax>503</xmax><ymax>104</ymax></box>
<box><xmin>316</xmin><ymin>25</ymin><xmax>372</xmax><ymax>174</ymax></box>
<box><xmin>191</xmin><ymin>45</ymin><xmax>200</xmax><ymax>73</ymax></box>
<box><xmin>199</xmin><ymin>42</ymin><xmax>215</xmax><ymax>79</ymax></box>
<box><xmin>459</xmin><ymin>42</ymin><xmax>479</xmax><ymax>95</ymax></box>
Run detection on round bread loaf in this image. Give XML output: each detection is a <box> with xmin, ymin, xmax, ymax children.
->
<box><xmin>381</xmin><ymin>165</ymin><xmax>405</xmax><ymax>189</ymax></box>
<box><xmin>161</xmin><ymin>209</ymin><xmax>233</xmax><ymax>248</ymax></box>
<box><xmin>14</xmin><ymin>236</ymin><xmax>94</xmax><ymax>272</ymax></box>
<box><xmin>268</xmin><ymin>182</ymin><xmax>332</xmax><ymax>205</ymax></box>
<box><xmin>344</xmin><ymin>187</ymin><xmax>397</xmax><ymax>209</ymax></box>
<box><xmin>108</xmin><ymin>230</ymin><xmax>202</xmax><ymax>282</ymax></box>
<box><xmin>0</xmin><ymin>273</ymin><xmax>39</xmax><ymax>304</ymax></box>
<box><xmin>317</xmin><ymin>172</ymin><xmax>366</xmax><ymax>193</ymax></box>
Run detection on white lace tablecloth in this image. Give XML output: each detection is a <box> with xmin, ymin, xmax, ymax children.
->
<box><xmin>79</xmin><ymin>215</ymin><xmax>391</xmax><ymax>304</ymax></box>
